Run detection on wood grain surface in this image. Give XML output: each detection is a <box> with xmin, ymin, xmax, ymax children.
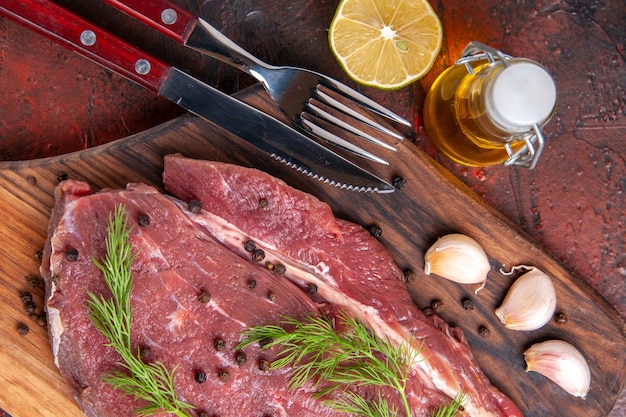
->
<box><xmin>0</xmin><ymin>87</ymin><xmax>624</xmax><ymax>417</ymax></box>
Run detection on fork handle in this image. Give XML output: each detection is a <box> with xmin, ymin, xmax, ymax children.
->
<box><xmin>0</xmin><ymin>0</ymin><xmax>171</xmax><ymax>93</ymax></box>
<box><xmin>103</xmin><ymin>0</ymin><xmax>270</xmax><ymax>81</ymax></box>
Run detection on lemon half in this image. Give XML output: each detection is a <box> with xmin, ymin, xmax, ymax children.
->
<box><xmin>329</xmin><ymin>0</ymin><xmax>443</xmax><ymax>90</ymax></box>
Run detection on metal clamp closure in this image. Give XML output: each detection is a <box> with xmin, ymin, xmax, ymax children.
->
<box><xmin>456</xmin><ymin>41</ymin><xmax>513</xmax><ymax>74</ymax></box>
<box><xmin>504</xmin><ymin>124</ymin><xmax>545</xmax><ymax>169</ymax></box>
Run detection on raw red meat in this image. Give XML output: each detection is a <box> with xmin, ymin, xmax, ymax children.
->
<box><xmin>40</xmin><ymin>155</ymin><xmax>523</xmax><ymax>417</ymax></box>
<box><xmin>163</xmin><ymin>154</ymin><xmax>523</xmax><ymax>417</ymax></box>
<box><xmin>41</xmin><ymin>181</ymin><xmax>339</xmax><ymax>417</ymax></box>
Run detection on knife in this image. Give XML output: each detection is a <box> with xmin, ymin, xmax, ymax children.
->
<box><xmin>0</xmin><ymin>0</ymin><xmax>395</xmax><ymax>193</ymax></box>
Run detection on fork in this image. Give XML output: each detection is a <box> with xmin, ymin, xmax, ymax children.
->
<box><xmin>102</xmin><ymin>0</ymin><xmax>412</xmax><ymax>165</ymax></box>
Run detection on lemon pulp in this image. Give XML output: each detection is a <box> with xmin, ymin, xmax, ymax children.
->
<box><xmin>329</xmin><ymin>0</ymin><xmax>443</xmax><ymax>90</ymax></box>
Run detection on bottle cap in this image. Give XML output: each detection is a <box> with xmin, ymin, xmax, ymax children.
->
<box><xmin>486</xmin><ymin>60</ymin><xmax>556</xmax><ymax>131</ymax></box>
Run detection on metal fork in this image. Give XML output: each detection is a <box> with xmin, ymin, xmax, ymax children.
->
<box><xmin>103</xmin><ymin>0</ymin><xmax>412</xmax><ymax>165</ymax></box>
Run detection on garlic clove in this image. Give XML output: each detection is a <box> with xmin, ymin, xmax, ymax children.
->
<box><xmin>424</xmin><ymin>234</ymin><xmax>490</xmax><ymax>294</ymax></box>
<box><xmin>495</xmin><ymin>266</ymin><xmax>556</xmax><ymax>331</ymax></box>
<box><xmin>524</xmin><ymin>340</ymin><xmax>591</xmax><ymax>398</ymax></box>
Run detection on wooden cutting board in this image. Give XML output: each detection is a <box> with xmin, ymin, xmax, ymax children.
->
<box><xmin>0</xmin><ymin>86</ymin><xmax>624</xmax><ymax>417</ymax></box>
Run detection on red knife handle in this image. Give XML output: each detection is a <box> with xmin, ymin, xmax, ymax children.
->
<box><xmin>102</xmin><ymin>0</ymin><xmax>198</xmax><ymax>44</ymax></box>
<box><xmin>0</xmin><ymin>0</ymin><xmax>171</xmax><ymax>93</ymax></box>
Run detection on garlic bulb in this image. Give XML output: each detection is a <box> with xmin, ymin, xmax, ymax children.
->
<box><xmin>524</xmin><ymin>340</ymin><xmax>591</xmax><ymax>398</ymax></box>
<box><xmin>495</xmin><ymin>266</ymin><xmax>556</xmax><ymax>331</ymax></box>
<box><xmin>424</xmin><ymin>234</ymin><xmax>490</xmax><ymax>294</ymax></box>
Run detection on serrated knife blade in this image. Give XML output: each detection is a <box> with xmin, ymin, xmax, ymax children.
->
<box><xmin>1</xmin><ymin>0</ymin><xmax>395</xmax><ymax>193</ymax></box>
<box><xmin>159</xmin><ymin>69</ymin><xmax>395</xmax><ymax>193</ymax></box>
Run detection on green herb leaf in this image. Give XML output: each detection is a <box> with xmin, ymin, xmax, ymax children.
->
<box><xmin>238</xmin><ymin>310</ymin><xmax>422</xmax><ymax>417</ymax></box>
<box><xmin>88</xmin><ymin>204</ymin><xmax>194</xmax><ymax>417</ymax></box>
<box><xmin>325</xmin><ymin>391</ymin><xmax>396</xmax><ymax>417</ymax></box>
<box><xmin>430</xmin><ymin>392</ymin><xmax>466</xmax><ymax>417</ymax></box>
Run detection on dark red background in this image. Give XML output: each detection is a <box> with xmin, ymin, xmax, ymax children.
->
<box><xmin>0</xmin><ymin>0</ymin><xmax>624</xmax><ymax>414</ymax></box>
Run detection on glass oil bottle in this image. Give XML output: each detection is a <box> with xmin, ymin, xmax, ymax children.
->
<box><xmin>423</xmin><ymin>42</ymin><xmax>557</xmax><ymax>169</ymax></box>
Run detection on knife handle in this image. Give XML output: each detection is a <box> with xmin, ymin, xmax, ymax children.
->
<box><xmin>0</xmin><ymin>0</ymin><xmax>171</xmax><ymax>93</ymax></box>
<box><xmin>102</xmin><ymin>0</ymin><xmax>198</xmax><ymax>44</ymax></box>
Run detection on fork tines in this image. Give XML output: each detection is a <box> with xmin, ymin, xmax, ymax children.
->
<box><xmin>300</xmin><ymin>80</ymin><xmax>410</xmax><ymax>164</ymax></box>
<box><xmin>300</xmin><ymin>111</ymin><xmax>390</xmax><ymax>165</ymax></box>
<box><xmin>320</xmin><ymin>79</ymin><xmax>412</xmax><ymax>128</ymax></box>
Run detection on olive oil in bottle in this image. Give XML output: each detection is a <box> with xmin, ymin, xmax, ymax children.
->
<box><xmin>423</xmin><ymin>42</ymin><xmax>556</xmax><ymax>169</ymax></box>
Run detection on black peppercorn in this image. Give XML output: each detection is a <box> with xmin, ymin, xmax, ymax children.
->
<box><xmin>198</xmin><ymin>291</ymin><xmax>211</xmax><ymax>304</ymax></box>
<box><xmin>21</xmin><ymin>291</ymin><xmax>33</xmax><ymax>304</ymax></box>
<box><xmin>57</xmin><ymin>171</ymin><xmax>69</xmax><ymax>182</ymax></box>
<box><xmin>137</xmin><ymin>213</ymin><xmax>150</xmax><ymax>227</ymax></box>
<box><xmin>403</xmin><ymin>269</ymin><xmax>415</xmax><ymax>283</ymax></box>
<box><xmin>17</xmin><ymin>323</ymin><xmax>29</xmax><ymax>336</ymax></box>
<box><xmin>274</xmin><ymin>264</ymin><xmax>286</xmax><ymax>275</ymax></box>
<box><xmin>259</xmin><ymin>337</ymin><xmax>272</xmax><ymax>348</ymax></box>
<box><xmin>235</xmin><ymin>351</ymin><xmax>247</xmax><ymax>366</ymax></box>
<box><xmin>478</xmin><ymin>325</ymin><xmax>490</xmax><ymax>338</ymax></box>
<box><xmin>36</xmin><ymin>315</ymin><xmax>47</xmax><ymax>327</ymax></box>
<box><xmin>259</xmin><ymin>198</ymin><xmax>269</xmax><ymax>208</ymax></box>
<box><xmin>217</xmin><ymin>370</ymin><xmax>230</xmax><ymax>382</ymax></box>
<box><xmin>195</xmin><ymin>371</ymin><xmax>207</xmax><ymax>383</ymax></box>
<box><xmin>555</xmin><ymin>312</ymin><xmax>568</xmax><ymax>326</ymax></box>
<box><xmin>244</xmin><ymin>240</ymin><xmax>256</xmax><ymax>252</ymax></box>
<box><xmin>26</xmin><ymin>276</ymin><xmax>42</xmax><ymax>288</ymax></box>
<box><xmin>140</xmin><ymin>346</ymin><xmax>152</xmax><ymax>362</ymax></box>
<box><xmin>24</xmin><ymin>301</ymin><xmax>36</xmax><ymax>314</ymax></box>
<box><xmin>462</xmin><ymin>298</ymin><xmax>474</xmax><ymax>310</ymax></box>
<box><xmin>66</xmin><ymin>248</ymin><xmax>79</xmax><ymax>262</ymax></box>
<box><xmin>392</xmin><ymin>176</ymin><xmax>406</xmax><ymax>190</ymax></box>
<box><xmin>369</xmin><ymin>225</ymin><xmax>383</xmax><ymax>238</ymax></box>
<box><xmin>307</xmin><ymin>283</ymin><xmax>318</xmax><ymax>295</ymax></box>
<box><xmin>258</xmin><ymin>359</ymin><xmax>270</xmax><ymax>371</ymax></box>
<box><xmin>268</xmin><ymin>292</ymin><xmax>276</xmax><ymax>302</ymax></box>
<box><xmin>188</xmin><ymin>199</ymin><xmax>202</xmax><ymax>213</ymax></box>
<box><xmin>214</xmin><ymin>338</ymin><xmax>226</xmax><ymax>351</ymax></box>
<box><xmin>247</xmin><ymin>279</ymin><xmax>257</xmax><ymax>289</ymax></box>
<box><xmin>431</xmin><ymin>300</ymin><xmax>445</xmax><ymax>313</ymax></box>
<box><xmin>252</xmin><ymin>249</ymin><xmax>265</xmax><ymax>262</ymax></box>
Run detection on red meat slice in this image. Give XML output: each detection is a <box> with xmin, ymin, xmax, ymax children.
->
<box><xmin>40</xmin><ymin>155</ymin><xmax>523</xmax><ymax>417</ymax></box>
<box><xmin>163</xmin><ymin>154</ymin><xmax>523</xmax><ymax>417</ymax></box>
<box><xmin>41</xmin><ymin>181</ymin><xmax>347</xmax><ymax>417</ymax></box>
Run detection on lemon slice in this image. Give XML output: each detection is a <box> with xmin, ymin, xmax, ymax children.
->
<box><xmin>329</xmin><ymin>0</ymin><xmax>443</xmax><ymax>90</ymax></box>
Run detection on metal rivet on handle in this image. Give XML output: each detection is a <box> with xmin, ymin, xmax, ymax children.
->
<box><xmin>135</xmin><ymin>59</ymin><xmax>151</xmax><ymax>75</ymax></box>
<box><xmin>80</xmin><ymin>30</ymin><xmax>96</xmax><ymax>46</ymax></box>
<box><xmin>161</xmin><ymin>8</ymin><xmax>178</xmax><ymax>25</ymax></box>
